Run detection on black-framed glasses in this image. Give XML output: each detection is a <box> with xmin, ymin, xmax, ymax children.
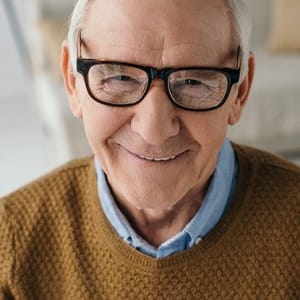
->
<box><xmin>76</xmin><ymin>32</ymin><xmax>241</xmax><ymax>111</ymax></box>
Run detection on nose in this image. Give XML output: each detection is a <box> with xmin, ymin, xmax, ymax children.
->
<box><xmin>131</xmin><ymin>81</ymin><xmax>180</xmax><ymax>145</ymax></box>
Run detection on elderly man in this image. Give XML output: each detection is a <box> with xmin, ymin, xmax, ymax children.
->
<box><xmin>1</xmin><ymin>0</ymin><xmax>299</xmax><ymax>299</ymax></box>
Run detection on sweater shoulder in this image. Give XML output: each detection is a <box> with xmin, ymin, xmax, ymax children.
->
<box><xmin>233</xmin><ymin>143</ymin><xmax>300</xmax><ymax>177</ymax></box>
<box><xmin>0</xmin><ymin>156</ymin><xmax>96</xmax><ymax>296</ymax></box>
<box><xmin>0</xmin><ymin>156</ymin><xmax>94</xmax><ymax>220</ymax></box>
<box><xmin>232</xmin><ymin>143</ymin><xmax>300</xmax><ymax>214</ymax></box>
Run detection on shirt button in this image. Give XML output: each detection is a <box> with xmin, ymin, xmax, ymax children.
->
<box><xmin>195</xmin><ymin>237</ymin><xmax>202</xmax><ymax>245</ymax></box>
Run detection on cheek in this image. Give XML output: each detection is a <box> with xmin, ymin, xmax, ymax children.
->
<box><xmin>80</xmin><ymin>97</ymin><xmax>131</xmax><ymax>148</ymax></box>
<box><xmin>186</xmin><ymin>112</ymin><xmax>230</xmax><ymax>175</ymax></box>
<box><xmin>184</xmin><ymin>109</ymin><xmax>230</xmax><ymax>146</ymax></box>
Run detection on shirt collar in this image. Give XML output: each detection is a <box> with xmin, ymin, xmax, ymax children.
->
<box><xmin>183</xmin><ymin>138</ymin><xmax>237</xmax><ymax>244</ymax></box>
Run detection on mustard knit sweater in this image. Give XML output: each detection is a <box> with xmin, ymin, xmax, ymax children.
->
<box><xmin>0</xmin><ymin>145</ymin><xmax>299</xmax><ymax>300</ymax></box>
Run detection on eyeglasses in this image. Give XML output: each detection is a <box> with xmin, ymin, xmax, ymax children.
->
<box><xmin>76</xmin><ymin>33</ymin><xmax>241</xmax><ymax>111</ymax></box>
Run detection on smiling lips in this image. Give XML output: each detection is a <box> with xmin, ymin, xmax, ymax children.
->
<box><xmin>119</xmin><ymin>144</ymin><xmax>188</xmax><ymax>162</ymax></box>
<box><xmin>136</xmin><ymin>154</ymin><xmax>178</xmax><ymax>162</ymax></box>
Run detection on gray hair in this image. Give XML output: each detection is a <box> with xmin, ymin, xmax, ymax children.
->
<box><xmin>67</xmin><ymin>0</ymin><xmax>252</xmax><ymax>80</ymax></box>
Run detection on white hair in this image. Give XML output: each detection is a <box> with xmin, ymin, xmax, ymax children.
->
<box><xmin>67</xmin><ymin>0</ymin><xmax>252</xmax><ymax>80</ymax></box>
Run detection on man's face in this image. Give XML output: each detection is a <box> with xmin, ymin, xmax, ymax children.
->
<box><xmin>65</xmin><ymin>0</ymin><xmax>247</xmax><ymax>210</ymax></box>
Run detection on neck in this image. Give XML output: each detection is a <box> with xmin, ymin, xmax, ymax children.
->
<box><xmin>115</xmin><ymin>186</ymin><xmax>206</xmax><ymax>247</ymax></box>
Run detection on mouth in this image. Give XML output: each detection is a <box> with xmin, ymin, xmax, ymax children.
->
<box><xmin>135</xmin><ymin>154</ymin><xmax>178</xmax><ymax>162</ymax></box>
<box><xmin>120</xmin><ymin>146</ymin><xmax>188</xmax><ymax>162</ymax></box>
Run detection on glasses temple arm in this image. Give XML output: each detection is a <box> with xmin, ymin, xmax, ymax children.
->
<box><xmin>236</xmin><ymin>46</ymin><xmax>242</xmax><ymax>69</ymax></box>
<box><xmin>77</xmin><ymin>30</ymin><xmax>82</xmax><ymax>58</ymax></box>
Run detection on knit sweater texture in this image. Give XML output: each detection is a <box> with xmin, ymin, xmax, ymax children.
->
<box><xmin>0</xmin><ymin>144</ymin><xmax>299</xmax><ymax>299</ymax></box>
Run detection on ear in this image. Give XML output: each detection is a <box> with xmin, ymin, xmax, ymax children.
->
<box><xmin>228</xmin><ymin>51</ymin><xmax>255</xmax><ymax>125</ymax></box>
<box><xmin>61</xmin><ymin>40</ymin><xmax>83</xmax><ymax>119</ymax></box>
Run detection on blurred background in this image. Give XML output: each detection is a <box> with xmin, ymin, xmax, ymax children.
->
<box><xmin>0</xmin><ymin>0</ymin><xmax>299</xmax><ymax>197</ymax></box>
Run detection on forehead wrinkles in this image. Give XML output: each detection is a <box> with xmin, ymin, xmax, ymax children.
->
<box><xmin>82</xmin><ymin>0</ymin><xmax>233</xmax><ymax>67</ymax></box>
<box><xmin>81</xmin><ymin>29</ymin><xmax>216</xmax><ymax>68</ymax></box>
<box><xmin>81</xmin><ymin>28</ymin><xmax>165</xmax><ymax>66</ymax></box>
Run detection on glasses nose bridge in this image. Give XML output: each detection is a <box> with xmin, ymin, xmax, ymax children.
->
<box><xmin>149</xmin><ymin>67</ymin><xmax>169</xmax><ymax>85</ymax></box>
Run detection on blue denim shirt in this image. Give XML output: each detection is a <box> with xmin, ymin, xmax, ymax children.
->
<box><xmin>95</xmin><ymin>138</ymin><xmax>238</xmax><ymax>258</ymax></box>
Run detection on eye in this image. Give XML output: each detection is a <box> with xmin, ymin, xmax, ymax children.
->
<box><xmin>111</xmin><ymin>75</ymin><xmax>133</xmax><ymax>81</ymax></box>
<box><xmin>184</xmin><ymin>79</ymin><xmax>202</xmax><ymax>85</ymax></box>
<box><xmin>104</xmin><ymin>75</ymin><xmax>140</xmax><ymax>86</ymax></box>
<box><xmin>100</xmin><ymin>74</ymin><xmax>141</xmax><ymax>93</ymax></box>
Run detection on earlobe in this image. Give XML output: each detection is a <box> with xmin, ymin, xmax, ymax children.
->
<box><xmin>228</xmin><ymin>52</ymin><xmax>255</xmax><ymax>125</ymax></box>
<box><xmin>61</xmin><ymin>40</ymin><xmax>83</xmax><ymax>119</ymax></box>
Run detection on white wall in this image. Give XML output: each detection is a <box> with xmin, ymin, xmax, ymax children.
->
<box><xmin>0</xmin><ymin>1</ymin><xmax>61</xmax><ymax>196</ymax></box>
<box><xmin>0</xmin><ymin>0</ymin><xmax>29</xmax><ymax>98</ymax></box>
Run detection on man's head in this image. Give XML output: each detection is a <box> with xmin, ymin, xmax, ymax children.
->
<box><xmin>61</xmin><ymin>0</ymin><xmax>254</xmax><ymax>211</ymax></box>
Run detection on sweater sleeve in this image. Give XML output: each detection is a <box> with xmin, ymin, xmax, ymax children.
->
<box><xmin>0</xmin><ymin>200</ymin><xmax>14</xmax><ymax>299</ymax></box>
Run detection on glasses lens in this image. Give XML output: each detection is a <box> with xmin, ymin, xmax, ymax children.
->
<box><xmin>168</xmin><ymin>70</ymin><xmax>228</xmax><ymax>110</ymax></box>
<box><xmin>87</xmin><ymin>64</ymin><xmax>148</xmax><ymax>104</ymax></box>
